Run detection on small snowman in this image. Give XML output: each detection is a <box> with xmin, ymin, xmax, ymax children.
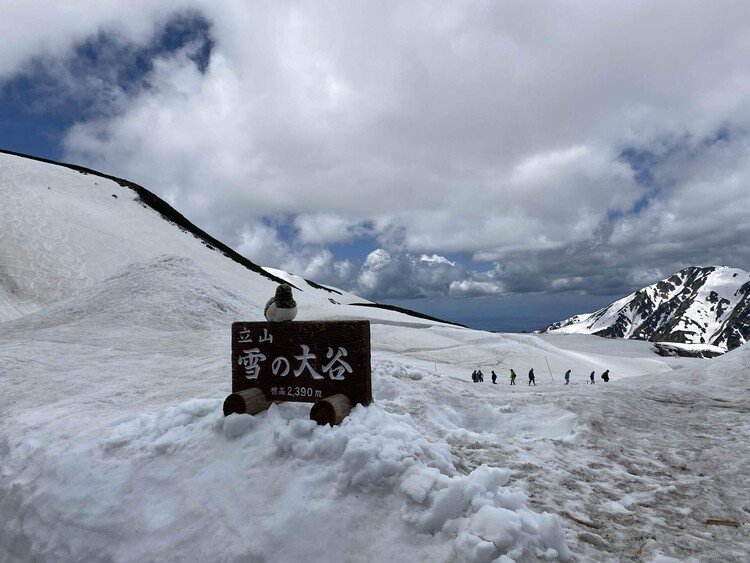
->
<box><xmin>264</xmin><ymin>284</ymin><xmax>297</xmax><ymax>322</ymax></box>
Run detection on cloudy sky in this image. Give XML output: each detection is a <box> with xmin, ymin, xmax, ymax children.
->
<box><xmin>2</xmin><ymin>1</ymin><xmax>749</xmax><ymax>330</ymax></box>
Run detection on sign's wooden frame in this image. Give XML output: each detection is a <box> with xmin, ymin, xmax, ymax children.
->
<box><xmin>223</xmin><ymin>320</ymin><xmax>372</xmax><ymax>425</ymax></box>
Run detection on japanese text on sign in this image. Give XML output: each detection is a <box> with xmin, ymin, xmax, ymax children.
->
<box><xmin>231</xmin><ymin>321</ymin><xmax>372</xmax><ymax>406</ymax></box>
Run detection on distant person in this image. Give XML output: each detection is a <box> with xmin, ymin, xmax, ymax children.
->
<box><xmin>601</xmin><ymin>370</ymin><xmax>610</xmax><ymax>383</ymax></box>
<box><xmin>528</xmin><ymin>368</ymin><xmax>536</xmax><ymax>386</ymax></box>
<box><xmin>477</xmin><ymin>369</ymin><xmax>484</xmax><ymax>382</ymax></box>
<box><xmin>472</xmin><ymin>370</ymin><xmax>477</xmax><ymax>383</ymax></box>
<box><xmin>491</xmin><ymin>371</ymin><xmax>497</xmax><ymax>384</ymax></box>
<box><xmin>589</xmin><ymin>371</ymin><xmax>595</xmax><ymax>385</ymax></box>
<box><xmin>510</xmin><ymin>369</ymin><xmax>517</xmax><ymax>385</ymax></box>
<box><xmin>564</xmin><ymin>369</ymin><xmax>571</xmax><ymax>385</ymax></box>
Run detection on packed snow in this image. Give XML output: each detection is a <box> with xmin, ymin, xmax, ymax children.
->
<box><xmin>1</xmin><ymin>152</ymin><xmax>749</xmax><ymax>561</ymax></box>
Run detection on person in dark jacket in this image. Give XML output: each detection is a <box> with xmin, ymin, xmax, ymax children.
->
<box><xmin>601</xmin><ymin>370</ymin><xmax>610</xmax><ymax>382</ymax></box>
<box><xmin>491</xmin><ymin>371</ymin><xmax>497</xmax><ymax>384</ymax></box>
<box><xmin>528</xmin><ymin>368</ymin><xmax>536</xmax><ymax>386</ymax></box>
<box><xmin>510</xmin><ymin>369</ymin><xmax>517</xmax><ymax>385</ymax></box>
<box><xmin>477</xmin><ymin>370</ymin><xmax>484</xmax><ymax>382</ymax></box>
<box><xmin>589</xmin><ymin>371</ymin><xmax>595</xmax><ymax>384</ymax></box>
<box><xmin>564</xmin><ymin>369</ymin><xmax>571</xmax><ymax>385</ymax></box>
<box><xmin>472</xmin><ymin>370</ymin><xmax>477</xmax><ymax>383</ymax></box>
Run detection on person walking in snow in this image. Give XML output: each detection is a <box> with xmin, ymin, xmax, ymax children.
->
<box><xmin>528</xmin><ymin>368</ymin><xmax>536</xmax><ymax>386</ymax></box>
<box><xmin>477</xmin><ymin>369</ymin><xmax>484</xmax><ymax>382</ymax></box>
<box><xmin>472</xmin><ymin>370</ymin><xmax>477</xmax><ymax>383</ymax></box>
<box><xmin>589</xmin><ymin>371</ymin><xmax>595</xmax><ymax>384</ymax></box>
<box><xmin>510</xmin><ymin>369</ymin><xmax>517</xmax><ymax>385</ymax></box>
<box><xmin>491</xmin><ymin>370</ymin><xmax>497</xmax><ymax>384</ymax></box>
<box><xmin>601</xmin><ymin>370</ymin><xmax>610</xmax><ymax>383</ymax></box>
<box><xmin>564</xmin><ymin>369</ymin><xmax>571</xmax><ymax>385</ymax></box>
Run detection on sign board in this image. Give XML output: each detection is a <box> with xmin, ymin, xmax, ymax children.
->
<box><xmin>231</xmin><ymin>321</ymin><xmax>372</xmax><ymax>405</ymax></box>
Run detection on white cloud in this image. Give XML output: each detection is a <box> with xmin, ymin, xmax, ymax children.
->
<box><xmin>293</xmin><ymin>214</ymin><xmax>365</xmax><ymax>245</ymax></box>
<box><xmin>236</xmin><ymin>223</ymin><xmax>353</xmax><ymax>286</ymax></box>
<box><xmin>449</xmin><ymin>279</ymin><xmax>504</xmax><ymax>298</ymax></box>
<box><xmin>3</xmin><ymin>1</ymin><xmax>750</xmax><ymax>297</ymax></box>
<box><xmin>354</xmin><ymin>249</ymin><xmax>503</xmax><ymax>299</ymax></box>
<box><xmin>420</xmin><ymin>254</ymin><xmax>455</xmax><ymax>267</ymax></box>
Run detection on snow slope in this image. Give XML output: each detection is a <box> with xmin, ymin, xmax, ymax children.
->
<box><xmin>0</xmin><ymin>150</ymin><xmax>450</xmax><ymax>329</ymax></box>
<box><xmin>1</xmin><ymin>152</ymin><xmax>748</xmax><ymax>561</ymax></box>
<box><xmin>543</xmin><ymin>266</ymin><xmax>750</xmax><ymax>351</ymax></box>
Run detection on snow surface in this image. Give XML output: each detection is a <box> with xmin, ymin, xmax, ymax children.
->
<box><xmin>1</xmin><ymin>257</ymin><xmax>747</xmax><ymax>562</ymax></box>
<box><xmin>1</xmin><ymin>152</ymin><xmax>749</xmax><ymax>561</ymax></box>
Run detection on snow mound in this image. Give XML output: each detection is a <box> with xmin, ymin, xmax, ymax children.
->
<box><xmin>674</xmin><ymin>341</ymin><xmax>750</xmax><ymax>390</ymax></box>
<box><xmin>2</xmin><ymin>255</ymin><xmax>260</xmax><ymax>332</ymax></box>
<box><xmin>1</xmin><ymin>389</ymin><xmax>570</xmax><ymax>562</ymax></box>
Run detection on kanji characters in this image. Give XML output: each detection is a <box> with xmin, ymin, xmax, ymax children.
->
<box><xmin>236</xmin><ymin>341</ymin><xmax>354</xmax><ymax>381</ymax></box>
<box><xmin>322</xmin><ymin>347</ymin><xmax>352</xmax><ymax>380</ymax></box>
<box><xmin>237</xmin><ymin>348</ymin><xmax>266</xmax><ymax>379</ymax></box>
<box><xmin>294</xmin><ymin>344</ymin><xmax>324</xmax><ymax>379</ymax></box>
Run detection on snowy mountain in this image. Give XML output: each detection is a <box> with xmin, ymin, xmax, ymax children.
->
<box><xmin>542</xmin><ymin>266</ymin><xmax>750</xmax><ymax>352</ymax></box>
<box><xmin>0</xmin><ymin>149</ymin><xmax>458</xmax><ymax>328</ymax></box>
<box><xmin>2</xmin><ymin>149</ymin><xmax>748</xmax><ymax>562</ymax></box>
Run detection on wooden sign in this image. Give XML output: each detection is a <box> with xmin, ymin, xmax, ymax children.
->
<box><xmin>231</xmin><ymin>320</ymin><xmax>372</xmax><ymax>406</ymax></box>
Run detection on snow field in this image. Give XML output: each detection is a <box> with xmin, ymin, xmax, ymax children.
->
<box><xmin>2</xmin><ymin>146</ymin><xmax>749</xmax><ymax>563</ymax></box>
<box><xmin>1</xmin><ymin>381</ymin><xmax>569</xmax><ymax>562</ymax></box>
<box><xmin>0</xmin><ymin>256</ymin><xmax>576</xmax><ymax>561</ymax></box>
<box><xmin>0</xmin><ymin>249</ymin><xmax>747</xmax><ymax>560</ymax></box>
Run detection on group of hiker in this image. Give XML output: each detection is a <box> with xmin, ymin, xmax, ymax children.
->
<box><xmin>471</xmin><ymin>368</ymin><xmax>611</xmax><ymax>385</ymax></box>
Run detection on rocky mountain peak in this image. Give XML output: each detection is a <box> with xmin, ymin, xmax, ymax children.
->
<box><xmin>542</xmin><ymin>266</ymin><xmax>750</xmax><ymax>352</ymax></box>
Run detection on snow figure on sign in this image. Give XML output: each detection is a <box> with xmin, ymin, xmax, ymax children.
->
<box><xmin>265</xmin><ymin>284</ymin><xmax>297</xmax><ymax>322</ymax></box>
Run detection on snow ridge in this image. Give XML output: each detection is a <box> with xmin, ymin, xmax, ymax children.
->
<box><xmin>542</xmin><ymin>266</ymin><xmax>750</xmax><ymax>351</ymax></box>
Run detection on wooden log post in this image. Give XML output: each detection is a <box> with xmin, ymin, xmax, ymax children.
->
<box><xmin>223</xmin><ymin>388</ymin><xmax>272</xmax><ymax>416</ymax></box>
<box><xmin>310</xmin><ymin>394</ymin><xmax>353</xmax><ymax>426</ymax></box>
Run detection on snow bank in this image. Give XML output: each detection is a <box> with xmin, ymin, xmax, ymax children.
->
<box><xmin>671</xmin><ymin>341</ymin><xmax>750</xmax><ymax>390</ymax></box>
<box><xmin>1</xmin><ymin>390</ymin><xmax>570</xmax><ymax>562</ymax></box>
